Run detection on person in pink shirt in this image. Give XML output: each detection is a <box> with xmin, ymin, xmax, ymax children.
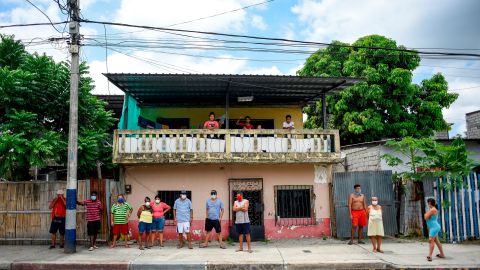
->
<box><xmin>150</xmin><ymin>195</ymin><xmax>171</xmax><ymax>247</ymax></box>
<box><xmin>203</xmin><ymin>112</ymin><xmax>220</xmax><ymax>129</ymax></box>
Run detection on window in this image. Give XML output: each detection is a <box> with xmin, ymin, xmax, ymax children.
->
<box><xmin>156</xmin><ymin>190</ymin><xmax>192</xmax><ymax>222</ymax></box>
<box><xmin>274</xmin><ymin>185</ymin><xmax>314</xmax><ymax>225</ymax></box>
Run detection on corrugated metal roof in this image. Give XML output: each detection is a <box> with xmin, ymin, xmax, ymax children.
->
<box><xmin>104</xmin><ymin>73</ymin><xmax>362</xmax><ymax>107</ymax></box>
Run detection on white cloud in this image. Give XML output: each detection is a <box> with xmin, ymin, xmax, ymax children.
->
<box><xmin>251</xmin><ymin>15</ymin><xmax>267</xmax><ymax>31</ymax></box>
<box><xmin>242</xmin><ymin>65</ymin><xmax>282</xmax><ymax>75</ymax></box>
<box><xmin>291</xmin><ymin>0</ymin><xmax>480</xmax><ymax>136</ymax></box>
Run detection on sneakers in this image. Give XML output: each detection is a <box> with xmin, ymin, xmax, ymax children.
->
<box><xmin>88</xmin><ymin>247</ymin><xmax>94</xmax><ymax>251</ymax></box>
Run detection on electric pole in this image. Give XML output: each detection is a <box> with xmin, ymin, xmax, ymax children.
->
<box><xmin>65</xmin><ymin>0</ymin><xmax>80</xmax><ymax>254</ymax></box>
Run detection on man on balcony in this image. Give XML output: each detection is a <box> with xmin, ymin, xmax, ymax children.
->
<box><xmin>282</xmin><ymin>115</ymin><xmax>295</xmax><ymax>130</ymax></box>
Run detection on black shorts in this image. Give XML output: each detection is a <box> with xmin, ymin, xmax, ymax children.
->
<box><xmin>87</xmin><ymin>220</ymin><xmax>101</xmax><ymax>236</ymax></box>
<box><xmin>205</xmin><ymin>218</ymin><xmax>221</xmax><ymax>232</ymax></box>
<box><xmin>49</xmin><ymin>217</ymin><xmax>65</xmax><ymax>235</ymax></box>
<box><xmin>235</xmin><ymin>223</ymin><xmax>251</xmax><ymax>235</ymax></box>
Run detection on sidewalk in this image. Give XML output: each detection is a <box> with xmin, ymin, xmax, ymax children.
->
<box><xmin>0</xmin><ymin>238</ymin><xmax>479</xmax><ymax>269</ymax></box>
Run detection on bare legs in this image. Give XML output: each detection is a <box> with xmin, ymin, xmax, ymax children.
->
<box><xmin>237</xmin><ymin>234</ymin><xmax>252</xmax><ymax>253</ymax></box>
<box><xmin>350</xmin><ymin>226</ymin><xmax>364</xmax><ymax>244</ymax></box>
<box><xmin>428</xmin><ymin>237</ymin><xmax>445</xmax><ymax>260</ymax></box>
<box><xmin>50</xmin><ymin>234</ymin><xmax>64</xmax><ymax>247</ymax></box>
<box><xmin>370</xmin><ymin>236</ymin><xmax>377</xmax><ymax>252</ymax></box>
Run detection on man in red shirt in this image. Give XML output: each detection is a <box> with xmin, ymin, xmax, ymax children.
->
<box><xmin>236</xmin><ymin>116</ymin><xmax>254</xmax><ymax>129</ymax></box>
<box><xmin>49</xmin><ymin>189</ymin><xmax>66</xmax><ymax>249</ymax></box>
<box><xmin>78</xmin><ymin>191</ymin><xmax>102</xmax><ymax>251</ymax></box>
<box><xmin>203</xmin><ymin>112</ymin><xmax>220</xmax><ymax>129</ymax></box>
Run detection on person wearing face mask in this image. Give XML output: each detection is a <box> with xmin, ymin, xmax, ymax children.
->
<box><xmin>137</xmin><ymin>197</ymin><xmax>153</xmax><ymax>250</ymax></box>
<box><xmin>110</xmin><ymin>194</ymin><xmax>133</xmax><ymax>248</ymax></box>
<box><xmin>367</xmin><ymin>197</ymin><xmax>384</xmax><ymax>253</ymax></box>
<box><xmin>348</xmin><ymin>184</ymin><xmax>367</xmax><ymax>245</ymax></box>
<box><xmin>150</xmin><ymin>195</ymin><xmax>171</xmax><ymax>247</ymax></box>
<box><xmin>233</xmin><ymin>192</ymin><xmax>252</xmax><ymax>253</ymax></box>
<box><xmin>77</xmin><ymin>191</ymin><xmax>102</xmax><ymax>251</ymax></box>
<box><xmin>48</xmin><ymin>189</ymin><xmax>66</xmax><ymax>249</ymax></box>
<box><xmin>201</xmin><ymin>190</ymin><xmax>225</xmax><ymax>249</ymax></box>
<box><xmin>173</xmin><ymin>190</ymin><xmax>193</xmax><ymax>249</ymax></box>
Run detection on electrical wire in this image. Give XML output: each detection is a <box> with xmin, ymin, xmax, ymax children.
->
<box><xmin>25</xmin><ymin>0</ymin><xmax>64</xmax><ymax>34</ymax></box>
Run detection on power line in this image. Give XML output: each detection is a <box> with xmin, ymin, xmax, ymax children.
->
<box><xmin>166</xmin><ymin>0</ymin><xmax>274</xmax><ymax>28</ymax></box>
<box><xmin>24</xmin><ymin>0</ymin><xmax>64</xmax><ymax>34</ymax></box>
<box><xmin>0</xmin><ymin>21</ymin><xmax>68</xmax><ymax>29</ymax></box>
<box><xmin>103</xmin><ymin>25</ymin><xmax>111</xmax><ymax>95</ymax></box>
<box><xmin>79</xmin><ymin>19</ymin><xmax>480</xmax><ymax>58</ymax></box>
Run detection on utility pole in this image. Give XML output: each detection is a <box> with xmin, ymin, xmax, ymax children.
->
<box><xmin>65</xmin><ymin>0</ymin><xmax>80</xmax><ymax>254</ymax></box>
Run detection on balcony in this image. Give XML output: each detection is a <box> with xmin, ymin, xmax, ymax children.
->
<box><xmin>113</xmin><ymin>129</ymin><xmax>341</xmax><ymax>164</ymax></box>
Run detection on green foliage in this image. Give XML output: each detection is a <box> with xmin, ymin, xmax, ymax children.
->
<box><xmin>299</xmin><ymin>35</ymin><xmax>458</xmax><ymax>145</ymax></box>
<box><xmin>0</xmin><ymin>35</ymin><xmax>115</xmax><ymax>181</ymax></box>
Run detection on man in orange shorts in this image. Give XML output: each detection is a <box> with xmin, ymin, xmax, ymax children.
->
<box><xmin>348</xmin><ymin>184</ymin><xmax>367</xmax><ymax>245</ymax></box>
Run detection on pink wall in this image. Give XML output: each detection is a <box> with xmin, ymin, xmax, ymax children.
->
<box><xmin>122</xmin><ymin>164</ymin><xmax>332</xmax><ymax>240</ymax></box>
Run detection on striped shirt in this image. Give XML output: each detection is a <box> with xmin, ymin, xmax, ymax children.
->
<box><xmin>111</xmin><ymin>202</ymin><xmax>132</xmax><ymax>224</ymax></box>
<box><xmin>83</xmin><ymin>199</ymin><xmax>102</xmax><ymax>222</ymax></box>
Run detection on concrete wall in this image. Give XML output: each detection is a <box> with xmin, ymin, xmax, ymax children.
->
<box><xmin>122</xmin><ymin>164</ymin><xmax>332</xmax><ymax>240</ymax></box>
<box><xmin>466</xmin><ymin>110</ymin><xmax>480</xmax><ymax>139</ymax></box>
<box><xmin>334</xmin><ymin>145</ymin><xmax>381</xmax><ymax>172</ymax></box>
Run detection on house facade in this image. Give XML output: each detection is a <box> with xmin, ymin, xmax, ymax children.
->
<box><xmin>108</xmin><ymin>73</ymin><xmax>360</xmax><ymax>240</ymax></box>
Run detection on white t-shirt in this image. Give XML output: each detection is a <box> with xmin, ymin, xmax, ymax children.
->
<box><xmin>283</xmin><ymin>121</ymin><xmax>294</xmax><ymax>129</ymax></box>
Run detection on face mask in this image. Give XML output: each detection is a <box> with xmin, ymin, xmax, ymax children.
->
<box><xmin>118</xmin><ymin>198</ymin><xmax>124</xmax><ymax>203</ymax></box>
<box><xmin>91</xmin><ymin>196</ymin><xmax>96</xmax><ymax>201</ymax></box>
<box><xmin>181</xmin><ymin>194</ymin><xmax>187</xmax><ymax>200</ymax></box>
<box><xmin>237</xmin><ymin>195</ymin><xmax>242</xmax><ymax>202</ymax></box>
<box><xmin>211</xmin><ymin>194</ymin><xmax>217</xmax><ymax>199</ymax></box>
<box><xmin>355</xmin><ymin>189</ymin><xmax>361</xmax><ymax>195</ymax></box>
<box><xmin>372</xmin><ymin>201</ymin><xmax>378</xmax><ymax>206</ymax></box>
<box><xmin>155</xmin><ymin>199</ymin><xmax>160</xmax><ymax>204</ymax></box>
<box><xmin>145</xmin><ymin>202</ymin><xmax>150</xmax><ymax>207</ymax></box>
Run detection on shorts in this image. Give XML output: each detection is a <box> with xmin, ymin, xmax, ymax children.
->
<box><xmin>138</xmin><ymin>221</ymin><xmax>152</xmax><ymax>234</ymax></box>
<box><xmin>49</xmin><ymin>217</ymin><xmax>65</xmax><ymax>235</ymax></box>
<box><xmin>205</xmin><ymin>218</ymin><xmax>221</xmax><ymax>232</ymax></box>
<box><xmin>113</xmin><ymin>223</ymin><xmax>129</xmax><ymax>235</ymax></box>
<box><xmin>87</xmin><ymin>220</ymin><xmax>101</xmax><ymax>236</ymax></box>
<box><xmin>176</xmin><ymin>222</ymin><xmax>190</xmax><ymax>234</ymax></box>
<box><xmin>235</xmin><ymin>223</ymin><xmax>251</xmax><ymax>235</ymax></box>
<box><xmin>152</xmin><ymin>218</ymin><xmax>165</xmax><ymax>232</ymax></box>
<box><xmin>351</xmin><ymin>209</ymin><xmax>367</xmax><ymax>227</ymax></box>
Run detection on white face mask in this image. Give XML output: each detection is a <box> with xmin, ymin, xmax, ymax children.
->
<box><xmin>155</xmin><ymin>199</ymin><xmax>160</xmax><ymax>204</ymax></box>
<box><xmin>211</xmin><ymin>195</ymin><xmax>217</xmax><ymax>199</ymax></box>
<box><xmin>372</xmin><ymin>201</ymin><xmax>378</xmax><ymax>206</ymax></box>
<box><xmin>145</xmin><ymin>202</ymin><xmax>150</xmax><ymax>207</ymax></box>
<box><xmin>181</xmin><ymin>194</ymin><xmax>187</xmax><ymax>200</ymax></box>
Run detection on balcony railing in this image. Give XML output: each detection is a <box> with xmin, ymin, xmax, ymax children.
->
<box><xmin>113</xmin><ymin>129</ymin><xmax>341</xmax><ymax>164</ymax></box>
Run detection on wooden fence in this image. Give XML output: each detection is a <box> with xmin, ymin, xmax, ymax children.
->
<box><xmin>0</xmin><ymin>179</ymin><xmax>120</xmax><ymax>245</ymax></box>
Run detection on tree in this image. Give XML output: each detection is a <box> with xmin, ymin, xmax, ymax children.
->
<box><xmin>299</xmin><ymin>35</ymin><xmax>458</xmax><ymax>145</ymax></box>
<box><xmin>0</xmin><ymin>35</ymin><xmax>115</xmax><ymax>181</ymax></box>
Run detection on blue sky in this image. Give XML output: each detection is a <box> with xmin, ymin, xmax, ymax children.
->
<box><xmin>1</xmin><ymin>0</ymin><xmax>479</xmax><ymax>136</ymax></box>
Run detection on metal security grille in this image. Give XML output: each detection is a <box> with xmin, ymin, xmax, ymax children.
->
<box><xmin>156</xmin><ymin>190</ymin><xmax>192</xmax><ymax>223</ymax></box>
<box><xmin>274</xmin><ymin>185</ymin><xmax>314</xmax><ymax>226</ymax></box>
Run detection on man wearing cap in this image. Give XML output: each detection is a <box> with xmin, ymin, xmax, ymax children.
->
<box><xmin>201</xmin><ymin>190</ymin><xmax>226</xmax><ymax>249</ymax></box>
<box><xmin>173</xmin><ymin>190</ymin><xmax>193</xmax><ymax>249</ymax></box>
<box><xmin>48</xmin><ymin>189</ymin><xmax>66</xmax><ymax>249</ymax></box>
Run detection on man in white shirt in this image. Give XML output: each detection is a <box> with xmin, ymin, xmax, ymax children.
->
<box><xmin>282</xmin><ymin>115</ymin><xmax>294</xmax><ymax>130</ymax></box>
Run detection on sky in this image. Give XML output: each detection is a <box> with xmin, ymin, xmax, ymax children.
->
<box><xmin>0</xmin><ymin>0</ymin><xmax>479</xmax><ymax>137</ymax></box>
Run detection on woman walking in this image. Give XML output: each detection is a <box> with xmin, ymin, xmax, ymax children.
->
<box><xmin>367</xmin><ymin>197</ymin><xmax>384</xmax><ymax>253</ymax></box>
<box><xmin>425</xmin><ymin>198</ymin><xmax>445</xmax><ymax>261</ymax></box>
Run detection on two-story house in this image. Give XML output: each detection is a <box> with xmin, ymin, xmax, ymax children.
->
<box><xmin>107</xmin><ymin>73</ymin><xmax>360</xmax><ymax>240</ymax></box>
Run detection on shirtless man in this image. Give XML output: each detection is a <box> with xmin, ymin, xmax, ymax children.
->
<box><xmin>348</xmin><ymin>184</ymin><xmax>367</xmax><ymax>245</ymax></box>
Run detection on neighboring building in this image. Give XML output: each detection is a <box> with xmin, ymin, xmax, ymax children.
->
<box><xmin>466</xmin><ymin>110</ymin><xmax>480</xmax><ymax>139</ymax></box>
<box><xmin>106</xmin><ymin>73</ymin><xmax>360</xmax><ymax>240</ymax></box>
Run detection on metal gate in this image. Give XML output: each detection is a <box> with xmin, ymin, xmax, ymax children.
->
<box><xmin>333</xmin><ymin>170</ymin><xmax>397</xmax><ymax>238</ymax></box>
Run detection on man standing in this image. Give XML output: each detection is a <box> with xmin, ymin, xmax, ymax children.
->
<box><xmin>49</xmin><ymin>189</ymin><xmax>66</xmax><ymax>249</ymax></box>
<box><xmin>233</xmin><ymin>192</ymin><xmax>252</xmax><ymax>253</ymax></box>
<box><xmin>348</xmin><ymin>184</ymin><xmax>367</xmax><ymax>245</ymax></box>
<box><xmin>77</xmin><ymin>191</ymin><xmax>102</xmax><ymax>251</ymax></box>
<box><xmin>173</xmin><ymin>190</ymin><xmax>193</xmax><ymax>249</ymax></box>
<box><xmin>282</xmin><ymin>115</ymin><xmax>295</xmax><ymax>130</ymax></box>
<box><xmin>110</xmin><ymin>194</ymin><xmax>133</xmax><ymax>248</ymax></box>
<box><xmin>201</xmin><ymin>190</ymin><xmax>226</xmax><ymax>249</ymax></box>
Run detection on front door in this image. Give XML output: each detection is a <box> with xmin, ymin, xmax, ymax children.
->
<box><xmin>228</xmin><ymin>178</ymin><xmax>264</xmax><ymax>241</ymax></box>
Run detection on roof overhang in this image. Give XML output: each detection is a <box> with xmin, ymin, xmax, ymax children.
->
<box><xmin>104</xmin><ymin>73</ymin><xmax>362</xmax><ymax>107</ymax></box>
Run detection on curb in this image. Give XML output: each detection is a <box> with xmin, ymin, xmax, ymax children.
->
<box><xmin>11</xmin><ymin>261</ymin><xmax>129</xmax><ymax>270</ymax></box>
